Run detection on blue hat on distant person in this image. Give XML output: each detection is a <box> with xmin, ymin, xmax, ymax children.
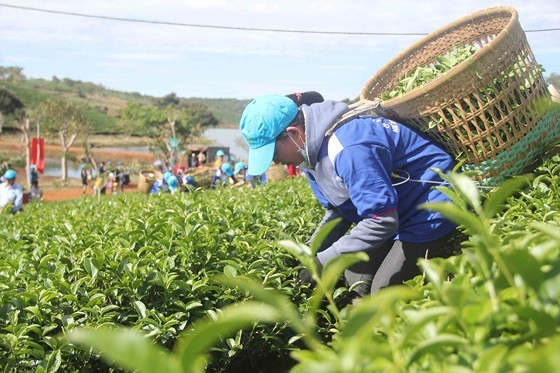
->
<box><xmin>3</xmin><ymin>169</ymin><xmax>16</xmax><ymax>179</ymax></box>
<box><xmin>216</xmin><ymin>149</ymin><xmax>225</xmax><ymax>157</ymax></box>
<box><xmin>167</xmin><ymin>175</ymin><xmax>179</xmax><ymax>191</ymax></box>
<box><xmin>239</xmin><ymin>95</ymin><xmax>298</xmax><ymax>176</ymax></box>
<box><xmin>234</xmin><ymin>162</ymin><xmax>246</xmax><ymax>175</ymax></box>
<box><xmin>30</xmin><ymin>164</ymin><xmax>37</xmax><ymax>170</ymax></box>
<box><xmin>221</xmin><ymin>163</ymin><xmax>234</xmax><ymax>177</ymax></box>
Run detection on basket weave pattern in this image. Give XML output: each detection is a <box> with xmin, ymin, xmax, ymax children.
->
<box><xmin>361</xmin><ymin>6</ymin><xmax>553</xmax><ymax>182</ymax></box>
<box><xmin>266</xmin><ymin>164</ymin><xmax>288</xmax><ymax>182</ymax></box>
<box><xmin>463</xmin><ymin>106</ymin><xmax>560</xmax><ymax>185</ymax></box>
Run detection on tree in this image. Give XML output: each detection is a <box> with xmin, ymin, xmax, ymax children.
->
<box><xmin>545</xmin><ymin>73</ymin><xmax>560</xmax><ymax>89</ymax></box>
<box><xmin>118</xmin><ymin>101</ymin><xmax>219</xmax><ymax>168</ymax></box>
<box><xmin>156</xmin><ymin>92</ymin><xmax>180</xmax><ymax>108</ymax></box>
<box><xmin>117</xmin><ymin>102</ymin><xmax>161</xmax><ymax>139</ymax></box>
<box><xmin>0</xmin><ymin>89</ymin><xmax>24</xmax><ymax>134</ymax></box>
<box><xmin>0</xmin><ymin>66</ymin><xmax>26</xmax><ymax>83</ymax></box>
<box><xmin>36</xmin><ymin>99</ymin><xmax>90</xmax><ymax>180</ymax></box>
<box><xmin>157</xmin><ymin>102</ymin><xmax>219</xmax><ymax>167</ymax></box>
<box><xmin>178</xmin><ymin>102</ymin><xmax>219</xmax><ymax>129</ymax></box>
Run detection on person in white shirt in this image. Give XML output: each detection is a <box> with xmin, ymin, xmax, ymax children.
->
<box><xmin>0</xmin><ymin>169</ymin><xmax>24</xmax><ymax>214</ymax></box>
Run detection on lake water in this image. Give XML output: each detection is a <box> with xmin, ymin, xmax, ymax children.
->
<box><xmin>41</xmin><ymin>128</ymin><xmax>248</xmax><ymax>178</ymax></box>
<box><xmin>43</xmin><ymin>158</ymin><xmax>82</xmax><ymax>179</ymax></box>
<box><xmin>203</xmin><ymin>128</ymin><xmax>248</xmax><ymax>161</ymax></box>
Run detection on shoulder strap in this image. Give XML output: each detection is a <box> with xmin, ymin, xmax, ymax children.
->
<box><xmin>324</xmin><ymin>99</ymin><xmax>382</xmax><ymax>137</ymax></box>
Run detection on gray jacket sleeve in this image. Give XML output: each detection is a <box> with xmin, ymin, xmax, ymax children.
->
<box><xmin>316</xmin><ymin>211</ymin><xmax>399</xmax><ymax>265</ymax></box>
<box><xmin>307</xmin><ymin>209</ymin><xmax>353</xmax><ymax>253</ymax></box>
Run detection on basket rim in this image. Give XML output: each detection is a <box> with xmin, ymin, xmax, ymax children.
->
<box><xmin>360</xmin><ymin>6</ymin><xmax>518</xmax><ymax>106</ymax></box>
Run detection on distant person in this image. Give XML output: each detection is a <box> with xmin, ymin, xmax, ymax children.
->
<box><xmin>29</xmin><ymin>164</ymin><xmax>39</xmax><ymax>188</ymax></box>
<box><xmin>181</xmin><ymin>173</ymin><xmax>198</xmax><ymax>191</ymax></box>
<box><xmin>0</xmin><ymin>169</ymin><xmax>24</xmax><ymax>214</ymax></box>
<box><xmin>190</xmin><ymin>153</ymin><xmax>198</xmax><ymax>169</ymax></box>
<box><xmin>210</xmin><ymin>163</ymin><xmax>237</xmax><ymax>189</ymax></box>
<box><xmin>150</xmin><ymin>174</ymin><xmax>169</xmax><ymax>194</ymax></box>
<box><xmin>98</xmin><ymin>161</ymin><xmax>105</xmax><ymax>175</ymax></box>
<box><xmin>197</xmin><ymin>152</ymin><xmax>206</xmax><ymax>167</ymax></box>
<box><xmin>92</xmin><ymin>173</ymin><xmax>105</xmax><ymax>198</ymax></box>
<box><xmin>107</xmin><ymin>172</ymin><xmax>115</xmax><ymax>195</ymax></box>
<box><xmin>80</xmin><ymin>164</ymin><xmax>90</xmax><ymax>194</ymax></box>
<box><xmin>214</xmin><ymin>149</ymin><xmax>225</xmax><ymax>169</ymax></box>
<box><xmin>28</xmin><ymin>165</ymin><xmax>42</xmax><ymax>203</ymax></box>
<box><xmin>233</xmin><ymin>162</ymin><xmax>247</xmax><ymax>188</ymax></box>
<box><xmin>164</xmin><ymin>171</ymin><xmax>180</xmax><ymax>193</ymax></box>
<box><xmin>116</xmin><ymin>161</ymin><xmax>125</xmax><ymax>194</ymax></box>
<box><xmin>287</xmin><ymin>164</ymin><xmax>300</xmax><ymax>177</ymax></box>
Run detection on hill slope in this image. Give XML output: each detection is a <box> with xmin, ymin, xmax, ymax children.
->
<box><xmin>0</xmin><ymin>74</ymin><xmax>250</xmax><ymax>134</ymax></box>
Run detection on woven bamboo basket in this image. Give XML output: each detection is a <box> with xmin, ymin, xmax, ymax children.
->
<box><xmin>360</xmin><ymin>6</ymin><xmax>557</xmax><ymax>184</ymax></box>
<box><xmin>191</xmin><ymin>167</ymin><xmax>215</xmax><ymax>188</ymax></box>
<box><xmin>137</xmin><ymin>169</ymin><xmax>163</xmax><ymax>194</ymax></box>
<box><xmin>266</xmin><ymin>164</ymin><xmax>288</xmax><ymax>182</ymax></box>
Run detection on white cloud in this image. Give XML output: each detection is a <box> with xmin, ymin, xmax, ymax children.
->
<box><xmin>106</xmin><ymin>52</ymin><xmax>180</xmax><ymax>62</ymax></box>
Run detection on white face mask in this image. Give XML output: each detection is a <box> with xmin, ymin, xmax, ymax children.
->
<box><xmin>288</xmin><ymin>133</ymin><xmax>311</xmax><ymax>169</ymax></box>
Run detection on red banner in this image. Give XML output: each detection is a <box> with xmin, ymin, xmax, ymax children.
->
<box><xmin>30</xmin><ymin>138</ymin><xmax>45</xmax><ymax>174</ymax></box>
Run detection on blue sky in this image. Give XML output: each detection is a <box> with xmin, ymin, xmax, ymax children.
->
<box><xmin>1</xmin><ymin>0</ymin><xmax>559</xmax><ymax>101</ymax></box>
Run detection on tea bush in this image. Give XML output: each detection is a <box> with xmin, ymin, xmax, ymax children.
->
<box><xmin>2</xmin><ymin>154</ymin><xmax>559</xmax><ymax>372</ymax></box>
<box><xmin>0</xmin><ymin>179</ymin><xmax>324</xmax><ymax>371</ymax></box>
<box><xmin>72</xmin><ymin>154</ymin><xmax>559</xmax><ymax>372</ymax></box>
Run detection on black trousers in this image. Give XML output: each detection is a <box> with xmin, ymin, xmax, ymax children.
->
<box><xmin>344</xmin><ymin>231</ymin><xmax>455</xmax><ymax>297</ymax></box>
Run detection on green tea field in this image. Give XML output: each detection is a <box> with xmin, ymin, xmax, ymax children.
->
<box><xmin>1</xmin><ymin>155</ymin><xmax>559</xmax><ymax>372</ymax></box>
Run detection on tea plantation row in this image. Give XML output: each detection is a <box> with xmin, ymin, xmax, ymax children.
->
<box><xmin>1</xmin><ymin>154</ymin><xmax>560</xmax><ymax>372</ymax></box>
<box><xmin>0</xmin><ymin>180</ymin><xmax>324</xmax><ymax>371</ymax></box>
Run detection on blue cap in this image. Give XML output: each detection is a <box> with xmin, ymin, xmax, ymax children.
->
<box><xmin>30</xmin><ymin>164</ymin><xmax>37</xmax><ymax>169</ymax></box>
<box><xmin>234</xmin><ymin>162</ymin><xmax>246</xmax><ymax>175</ymax></box>
<box><xmin>221</xmin><ymin>163</ymin><xmax>234</xmax><ymax>177</ymax></box>
<box><xmin>240</xmin><ymin>95</ymin><xmax>298</xmax><ymax>175</ymax></box>
<box><xmin>167</xmin><ymin>175</ymin><xmax>179</xmax><ymax>191</ymax></box>
<box><xmin>3</xmin><ymin>169</ymin><xmax>16</xmax><ymax>179</ymax></box>
<box><xmin>216</xmin><ymin>150</ymin><xmax>225</xmax><ymax>157</ymax></box>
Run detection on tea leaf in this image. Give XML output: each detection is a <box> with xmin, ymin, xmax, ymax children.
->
<box><xmin>69</xmin><ymin>328</ymin><xmax>178</xmax><ymax>373</ymax></box>
<box><xmin>134</xmin><ymin>301</ymin><xmax>147</xmax><ymax>319</ymax></box>
<box><xmin>501</xmin><ymin>250</ymin><xmax>544</xmax><ymax>292</ymax></box>
<box><xmin>309</xmin><ymin>217</ymin><xmax>343</xmax><ymax>256</ymax></box>
<box><xmin>176</xmin><ymin>302</ymin><xmax>283</xmax><ymax>372</ymax></box>
<box><xmin>407</xmin><ymin>334</ymin><xmax>468</xmax><ymax>366</ymax></box>
<box><xmin>483</xmin><ymin>176</ymin><xmax>531</xmax><ymax>218</ymax></box>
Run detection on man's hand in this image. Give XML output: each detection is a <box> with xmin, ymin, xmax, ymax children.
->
<box><xmin>297</xmin><ymin>256</ymin><xmax>323</xmax><ymax>286</ymax></box>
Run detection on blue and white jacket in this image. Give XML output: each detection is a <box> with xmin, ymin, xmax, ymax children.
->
<box><xmin>300</xmin><ymin>101</ymin><xmax>457</xmax><ymax>265</ymax></box>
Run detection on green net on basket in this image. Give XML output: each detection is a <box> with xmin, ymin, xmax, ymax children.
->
<box><xmin>462</xmin><ymin>105</ymin><xmax>560</xmax><ymax>186</ymax></box>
